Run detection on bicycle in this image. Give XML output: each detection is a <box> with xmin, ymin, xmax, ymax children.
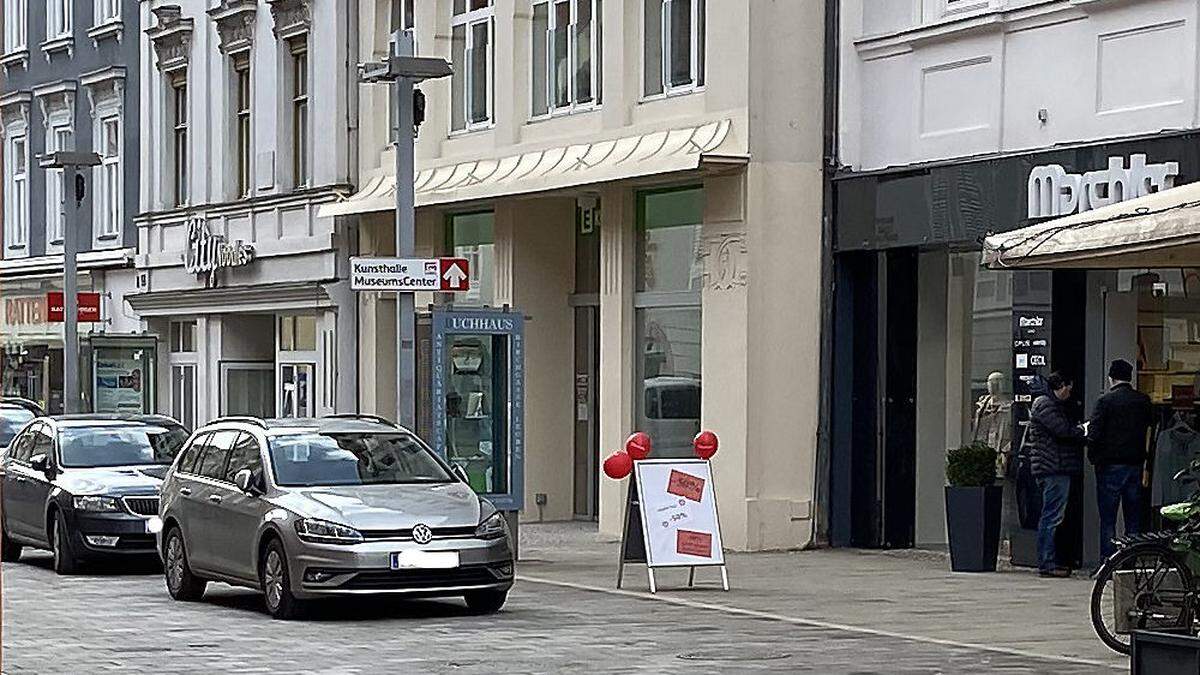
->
<box><xmin>1090</xmin><ymin>461</ymin><xmax>1200</xmax><ymax>654</ymax></box>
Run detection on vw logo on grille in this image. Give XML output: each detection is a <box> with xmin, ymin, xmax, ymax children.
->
<box><xmin>412</xmin><ymin>523</ymin><xmax>433</xmax><ymax>545</ymax></box>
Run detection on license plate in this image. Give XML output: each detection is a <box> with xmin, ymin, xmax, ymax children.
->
<box><xmin>390</xmin><ymin>550</ymin><xmax>459</xmax><ymax>570</ymax></box>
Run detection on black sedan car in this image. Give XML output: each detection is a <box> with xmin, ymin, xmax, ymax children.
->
<box><xmin>0</xmin><ymin>415</ymin><xmax>188</xmax><ymax>573</ymax></box>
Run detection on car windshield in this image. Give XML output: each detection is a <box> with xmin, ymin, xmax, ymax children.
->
<box><xmin>268</xmin><ymin>432</ymin><xmax>454</xmax><ymax>487</ymax></box>
<box><xmin>0</xmin><ymin>408</ymin><xmax>35</xmax><ymax>447</ymax></box>
<box><xmin>59</xmin><ymin>425</ymin><xmax>189</xmax><ymax>468</ymax></box>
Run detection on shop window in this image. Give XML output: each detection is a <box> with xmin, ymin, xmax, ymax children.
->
<box><xmin>634</xmin><ymin>186</ymin><xmax>703</xmax><ymax>458</ymax></box>
<box><xmin>636</xmin><ymin>186</ymin><xmax>704</xmax><ymax>293</ymax></box>
<box><xmin>446</xmin><ymin>212</ymin><xmax>495</xmax><ymax>306</ymax></box>
<box><xmin>444</xmin><ymin>334</ymin><xmax>509</xmax><ymax>494</ymax></box>
<box><xmin>1129</xmin><ymin>270</ymin><xmax>1200</xmax><ymax>403</ymax></box>
<box><xmin>221</xmin><ymin>363</ymin><xmax>275</xmax><ymax>417</ymax></box>
<box><xmin>170</xmin><ymin>364</ymin><xmax>195</xmax><ymax>430</ymax></box>
<box><xmin>531</xmin><ymin>0</ymin><xmax>602</xmax><ymax>117</ymax></box>
<box><xmin>279</xmin><ymin>315</ymin><xmax>317</xmax><ymax>352</ymax></box>
<box><xmin>643</xmin><ymin>0</ymin><xmax>704</xmax><ymax>98</ymax></box>
<box><xmin>450</xmin><ymin>0</ymin><xmax>493</xmax><ymax>131</ymax></box>
<box><xmin>170</xmin><ymin>320</ymin><xmax>196</xmax><ymax>352</ymax></box>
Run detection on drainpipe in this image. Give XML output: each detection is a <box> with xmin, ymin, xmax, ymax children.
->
<box><xmin>813</xmin><ymin>0</ymin><xmax>840</xmax><ymax>548</ymax></box>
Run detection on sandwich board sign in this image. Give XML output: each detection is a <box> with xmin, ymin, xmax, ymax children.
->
<box><xmin>616</xmin><ymin>458</ymin><xmax>728</xmax><ymax>593</ymax></box>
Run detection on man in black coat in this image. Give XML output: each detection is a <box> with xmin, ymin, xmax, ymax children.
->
<box><xmin>1027</xmin><ymin>372</ymin><xmax>1086</xmax><ymax>577</ymax></box>
<box><xmin>1088</xmin><ymin>359</ymin><xmax>1154</xmax><ymax>562</ymax></box>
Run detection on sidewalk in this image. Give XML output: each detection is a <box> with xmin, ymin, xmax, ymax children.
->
<box><xmin>516</xmin><ymin>522</ymin><xmax>1125</xmax><ymax>670</ymax></box>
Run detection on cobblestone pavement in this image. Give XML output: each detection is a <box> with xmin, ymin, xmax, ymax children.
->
<box><xmin>2</xmin><ymin>546</ymin><xmax>1118</xmax><ymax>674</ymax></box>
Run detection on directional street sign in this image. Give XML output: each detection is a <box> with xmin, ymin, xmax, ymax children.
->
<box><xmin>350</xmin><ymin>257</ymin><xmax>470</xmax><ymax>292</ymax></box>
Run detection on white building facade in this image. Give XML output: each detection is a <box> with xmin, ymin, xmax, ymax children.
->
<box><xmin>832</xmin><ymin>0</ymin><xmax>1200</xmax><ymax>564</ymax></box>
<box><xmin>326</xmin><ymin>0</ymin><xmax>827</xmax><ymax>550</ymax></box>
<box><xmin>133</xmin><ymin>0</ymin><xmax>358</xmax><ymax>430</ymax></box>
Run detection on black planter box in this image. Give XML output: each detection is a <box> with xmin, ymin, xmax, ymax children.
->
<box><xmin>1132</xmin><ymin>631</ymin><xmax>1200</xmax><ymax>675</ymax></box>
<box><xmin>945</xmin><ymin>485</ymin><xmax>1003</xmax><ymax>572</ymax></box>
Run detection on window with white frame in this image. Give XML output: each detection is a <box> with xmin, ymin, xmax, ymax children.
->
<box><xmin>643</xmin><ymin>0</ymin><xmax>705</xmax><ymax>97</ymax></box>
<box><xmin>289</xmin><ymin>37</ymin><xmax>309</xmax><ymax>188</ymax></box>
<box><xmin>233</xmin><ymin>53</ymin><xmax>252</xmax><ymax>197</ymax></box>
<box><xmin>46</xmin><ymin>0</ymin><xmax>72</xmax><ymax>39</ymax></box>
<box><xmin>97</xmin><ymin>117</ymin><xmax>121</xmax><ymax>238</ymax></box>
<box><xmin>450</xmin><ymin>0</ymin><xmax>493</xmax><ymax>132</ymax></box>
<box><xmin>95</xmin><ymin>0</ymin><xmax>120</xmax><ymax>24</ymax></box>
<box><xmin>4</xmin><ymin>0</ymin><xmax>27</xmax><ymax>52</ymax></box>
<box><xmin>3</xmin><ymin>132</ymin><xmax>29</xmax><ymax>249</ymax></box>
<box><xmin>169</xmin><ymin>320</ymin><xmax>197</xmax><ymax>431</ymax></box>
<box><xmin>170</xmin><ymin>72</ymin><xmax>188</xmax><ymax>206</ymax></box>
<box><xmin>46</xmin><ymin>125</ymin><xmax>73</xmax><ymax>244</ymax></box>
<box><xmin>532</xmin><ymin>0</ymin><xmax>602</xmax><ymax>117</ymax></box>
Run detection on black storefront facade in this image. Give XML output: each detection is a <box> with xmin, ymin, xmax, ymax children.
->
<box><xmin>828</xmin><ymin>129</ymin><xmax>1200</xmax><ymax>568</ymax></box>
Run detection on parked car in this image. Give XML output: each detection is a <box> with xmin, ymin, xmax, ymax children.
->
<box><xmin>0</xmin><ymin>415</ymin><xmax>189</xmax><ymax>573</ymax></box>
<box><xmin>0</xmin><ymin>399</ymin><xmax>40</xmax><ymax>452</ymax></box>
<box><xmin>158</xmin><ymin>415</ymin><xmax>515</xmax><ymax>619</ymax></box>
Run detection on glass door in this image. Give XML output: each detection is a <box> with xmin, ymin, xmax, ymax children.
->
<box><xmin>278</xmin><ymin>362</ymin><xmax>314</xmax><ymax>418</ymax></box>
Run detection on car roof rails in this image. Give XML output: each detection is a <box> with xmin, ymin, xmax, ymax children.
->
<box><xmin>324</xmin><ymin>413</ymin><xmax>398</xmax><ymax>428</ymax></box>
<box><xmin>211</xmin><ymin>416</ymin><xmax>269</xmax><ymax>429</ymax></box>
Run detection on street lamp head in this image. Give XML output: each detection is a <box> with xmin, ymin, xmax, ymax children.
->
<box><xmin>358</xmin><ymin>56</ymin><xmax>453</xmax><ymax>84</ymax></box>
<box><xmin>39</xmin><ymin>151</ymin><xmax>101</xmax><ymax>169</ymax></box>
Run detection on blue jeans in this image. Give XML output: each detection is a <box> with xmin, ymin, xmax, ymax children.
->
<box><xmin>1037</xmin><ymin>475</ymin><xmax>1072</xmax><ymax>572</ymax></box>
<box><xmin>1096</xmin><ymin>464</ymin><xmax>1142</xmax><ymax>562</ymax></box>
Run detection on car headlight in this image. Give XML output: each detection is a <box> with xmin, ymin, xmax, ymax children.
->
<box><xmin>73</xmin><ymin>496</ymin><xmax>122</xmax><ymax>513</ymax></box>
<box><xmin>475</xmin><ymin>511</ymin><xmax>508</xmax><ymax>540</ymax></box>
<box><xmin>294</xmin><ymin>518</ymin><xmax>363</xmax><ymax>545</ymax></box>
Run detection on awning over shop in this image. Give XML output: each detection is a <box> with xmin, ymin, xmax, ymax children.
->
<box><xmin>320</xmin><ymin>119</ymin><xmax>743</xmax><ymax>217</ymax></box>
<box><xmin>983</xmin><ymin>181</ymin><xmax>1200</xmax><ymax>269</ymax></box>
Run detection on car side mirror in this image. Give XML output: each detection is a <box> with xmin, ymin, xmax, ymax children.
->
<box><xmin>451</xmin><ymin>464</ymin><xmax>469</xmax><ymax>484</ymax></box>
<box><xmin>234</xmin><ymin>469</ymin><xmax>263</xmax><ymax>495</ymax></box>
<box><xmin>29</xmin><ymin>453</ymin><xmax>50</xmax><ymax>475</ymax></box>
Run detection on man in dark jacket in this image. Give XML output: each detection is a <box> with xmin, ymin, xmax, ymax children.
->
<box><xmin>1027</xmin><ymin>372</ymin><xmax>1085</xmax><ymax>577</ymax></box>
<box><xmin>1088</xmin><ymin>359</ymin><xmax>1154</xmax><ymax>562</ymax></box>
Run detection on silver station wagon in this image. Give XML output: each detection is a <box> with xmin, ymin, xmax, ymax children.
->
<box><xmin>157</xmin><ymin>415</ymin><xmax>514</xmax><ymax>619</ymax></box>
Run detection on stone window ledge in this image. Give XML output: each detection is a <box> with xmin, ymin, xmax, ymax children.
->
<box><xmin>40</xmin><ymin>36</ymin><xmax>74</xmax><ymax>58</ymax></box>
<box><xmin>87</xmin><ymin>21</ymin><xmax>123</xmax><ymax>44</ymax></box>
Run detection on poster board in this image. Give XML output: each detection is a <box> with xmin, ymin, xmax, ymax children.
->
<box><xmin>617</xmin><ymin>459</ymin><xmax>728</xmax><ymax>592</ymax></box>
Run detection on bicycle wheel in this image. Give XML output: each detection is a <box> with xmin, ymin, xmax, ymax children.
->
<box><xmin>1090</xmin><ymin>543</ymin><xmax>1195</xmax><ymax>654</ymax></box>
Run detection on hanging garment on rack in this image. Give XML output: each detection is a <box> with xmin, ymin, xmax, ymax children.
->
<box><xmin>1153</xmin><ymin>421</ymin><xmax>1200</xmax><ymax>506</ymax></box>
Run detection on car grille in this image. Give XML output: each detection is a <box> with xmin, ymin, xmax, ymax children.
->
<box><xmin>359</xmin><ymin>526</ymin><xmax>477</xmax><ymax>541</ymax></box>
<box><xmin>341</xmin><ymin>565</ymin><xmax>505</xmax><ymax>591</ymax></box>
<box><xmin>123</xmin><ymin>497</ymin><xmax>160</xmax><ymax>517</ymax></box>
<box><xmin>115</xmin><ymin>534</ymin><xmax>157</xmax><ymax>550</ymax></box>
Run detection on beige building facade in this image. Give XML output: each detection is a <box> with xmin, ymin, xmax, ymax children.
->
<box><xmin>326</xmin><ymin>0</ymin><xmax>826</xmax><ymax>551</ymax></box>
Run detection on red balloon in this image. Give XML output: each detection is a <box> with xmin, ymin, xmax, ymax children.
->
<box><xmin>625</xmin><ymin>432</ymin><xmax>653</xmax><ymax>460</ymax></box>
<box><xmin>693</xmin><ymin>431</ymin><xmax>718</xmax><ymax>459</ymax></box>
<box><xmin>603</xmin><ymin>451</ymin><xmax>633</xmax><ymax>479</ymax></box>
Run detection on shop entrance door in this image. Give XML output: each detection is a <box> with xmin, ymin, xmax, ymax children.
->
<box><xmin>573</xmin><ymin>305</ymin><xmax>600</xmax><ymax>519</ymax></box>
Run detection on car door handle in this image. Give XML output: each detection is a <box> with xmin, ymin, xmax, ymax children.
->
<box><xmin>208</xmin><ymin>494</ymin><xmax>222</xmax><ymax>503</ymax></box>
<box><xmin>179</xmin><ymin>487</ymin><xmax>192</xmax><ymax>496</ymax></box>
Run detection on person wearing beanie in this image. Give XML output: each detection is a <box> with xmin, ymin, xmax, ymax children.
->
<box><xmin>1087</xmin><ymin>359</ymin><xmax>1154</xmax><ymax>564</ymax></box>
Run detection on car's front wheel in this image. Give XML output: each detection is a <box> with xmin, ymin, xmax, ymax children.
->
<box><xmin>261</xmin><ymin>539</ymin><xmax>304</xmax><ymax>620</ymax></box>
<box><xmin>464</xmin><ymin>589</ymin><xmax>508</xmax><ymax>614</ymax></box>
<box><xmin>1</xmin><ymin>516</ymin><xmax>22</xmax><ymax>562</ymax></box>
<box><xmin>51</xmin><ymin>511</ymin><xmax>79</xmax><ymax>575</ymax></box>
<box><xmin>164</xmin><ymin>527</ymin><xmax>207</xmax><ymax>601</ymax></box>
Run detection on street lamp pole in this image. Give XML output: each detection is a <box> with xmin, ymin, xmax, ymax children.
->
<box><xmin>41</xmin><ymin>151</ymin><xmax>100</xmax><ymax>414</ymax></box>
<box><xmin>359</xmin><ymin>31</ymin><xmax>451</xmax><ymax>430</ymax></box>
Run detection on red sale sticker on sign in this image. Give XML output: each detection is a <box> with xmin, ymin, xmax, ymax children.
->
<box><xmin>676</xmin><ymin>530</ymin><xmax>713</xmax><ymax>558</ymax></box>
<box><xmin>666</xmin><ymin>469</ymin><xmax>705</xmax><ymax>503</ymax></box>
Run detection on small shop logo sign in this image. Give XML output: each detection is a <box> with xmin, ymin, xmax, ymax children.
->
<box><xmin>1028</xmin><ymin>154</ymin><xmax>1178</xmax><ymax>219</ymax></box>
<box><xmin>183</xmin><ymin>218</ymin><xmax>255</xmax><ymax>287</ymax></box>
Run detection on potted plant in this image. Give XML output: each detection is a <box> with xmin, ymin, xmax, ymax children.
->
<box><xmin>945</xmin><ymin>442</ymin><xmax>1002</xmax><ymax>572</ymax></box>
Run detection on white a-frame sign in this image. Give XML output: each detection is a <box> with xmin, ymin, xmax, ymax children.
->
<box><xmin>617</xmin><ymin>458</ymin><xmax>729</xmax><ymax>593</ymax></box>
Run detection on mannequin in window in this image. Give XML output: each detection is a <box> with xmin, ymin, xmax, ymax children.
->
<box><xmin>974</xmin><ymin>371</ymin><xmax>1014</xmax><ymax>476</ymax></box>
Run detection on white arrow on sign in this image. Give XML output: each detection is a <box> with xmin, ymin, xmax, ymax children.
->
<box><xmin>443</xmin><ymin>262</ymin><xmax>467</xmax><ymax>289</ymax></box>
